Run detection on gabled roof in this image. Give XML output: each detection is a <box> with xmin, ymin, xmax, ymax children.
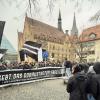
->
<box><xmin>25</xmin><ymin>16</ymin><xmax>66</xmax><ymax>43</ymax></box>
<box><xmin>80</xmin><ymin>25</ymin><xmax>100</xmax><ymax>42</ymax></box>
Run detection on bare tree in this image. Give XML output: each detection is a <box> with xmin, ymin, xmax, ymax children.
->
<box><xmin>68</xmin><ymin>34</ymin><xmax>94</xmax><ymax>63</ymax></box>
<box><xmin>90</xmin><ymin>10</ymin><xmax>100</xmax><ymax>22</ymax></box>
<box><xmin>0</xmin><ymin>0</ymin><xmax>97</xmax><ymax>15</ymax></box>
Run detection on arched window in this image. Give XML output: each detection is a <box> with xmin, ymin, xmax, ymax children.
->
<box><xmin>89</xmin><ymin>32</ymin><xmax>96</xmax><ymax>39</ymax></box>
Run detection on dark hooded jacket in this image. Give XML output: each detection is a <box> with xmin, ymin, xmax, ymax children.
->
<box><xmin>94</xmin><ymin>74</ymin><xmax>100</xmax><ymax>100</ymax></box>
<box><xmin>88</xmin><ymin>62</ymin><xmax>100</xmax><ymax>100</ymax></box>
<box><xmin>87</xmin><ymin>73</ymin><xmax>98</xmax><ymax>100</ymax></box>
<box><xmin>67</xmin><ymin>72</ymin><xmax>88</xmax><ymax>100</ymax></box>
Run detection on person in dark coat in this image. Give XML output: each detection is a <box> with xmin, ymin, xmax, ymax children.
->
<box><xmin>63</xmin><ymin>58</ymin><xmax>72</xmax><ymax>78</ymax></box>
<box><xmin>67</xmin><ymin>64</ymin><xmax>88</xmax><ymax>100</ymax></box>
<box><xmin>87</xmin><ymin>62</ymin><xmax>100</xmax><ymax>100</ymax></box>
<box><xmin>23</xmin><ymin>62</ymin><xmax>30</xmax><ymax>69</ymax></box>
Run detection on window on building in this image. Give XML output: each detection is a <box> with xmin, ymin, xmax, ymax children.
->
<box><xmin>34</xmin><ymin>34</ymin><xmax>37</xmax><ymax>39</ymax></box>
<box><xmin>52</xmin><ymin>53</ymin><xmax>54</xmax><ymax>58</ymax></box>
<box><xmin>53</xmin><ymin>45</ymin><xmax>55</xmax><ymax>50</ymax></box>
<box><xmin>82</xmin><ymin>42</ymin><xmax>95</xmax><ymax>47</ymax></box>
<box><xmin>88</xmin><ymin>50</ymin><xmax>95</xmax><ymax>55</ymax></box>
<box><xmin>89</xmin><ymin>58</ymin><xmax>95</xmax><ymax>62</ymax></box>
<box><xmin>89</xmin><ymin>32</ymin><xmax>96</xmax><ymax>39</ymax></box>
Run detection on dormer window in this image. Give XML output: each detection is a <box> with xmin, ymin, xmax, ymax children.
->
<box><xmin>89</xmin><ymin>32</ymin><xmax>96</xmax><ymax>39</ymax></box>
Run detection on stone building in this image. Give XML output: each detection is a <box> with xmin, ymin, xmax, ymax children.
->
<box><xmin>18</xmin><ymin>12</ymin><xmax>71</xmax><ymax>63</ymax></box>
<box><xmin>79</xmin><ymin>25</ymin><xmax>100</xmax><ymax>63</ymax></box>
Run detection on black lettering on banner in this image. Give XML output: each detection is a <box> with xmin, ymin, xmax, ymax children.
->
<box><xmin>8</xmin><ymin>74</ymin><xmax>12</xmax><ymax>80</ymax></box>
<box><xmin>31</xmin><ymin>72</ymin><xmax>37</xmax><ymax>77</ymax></box>
<box><xmin>5</xmin><ymin>75</ymin><xmax>9</xmax><ymax>80</ymax></box>
<box><xmin>13</xmin><ymin>74</ymin><xmax>17</xmax><ymax>79</ymax></box>
<box><xmin>0</xmin><ymin>68</ymin><xmax>62</xmax><ymax>85</ymax></box>
<box><xmin>2</xmin><ymin>75</ymin><xmax>6</xmax><ymax>81</ymax></box>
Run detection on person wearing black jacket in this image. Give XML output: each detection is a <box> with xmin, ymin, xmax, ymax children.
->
<box><xmin>67</xmin><ymin>64</ymin><xmax>88</xmax><ymax>100</ymax></box>
<box><xmin>87</xmin><ymin>62</ymin><xmax>100</xmax><ymax>100</ymax></box>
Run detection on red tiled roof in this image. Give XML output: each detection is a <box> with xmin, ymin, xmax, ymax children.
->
<box><xmin>80</xmin><ymin>25</ymin><xmax>100</xmax><ymax>42</ymax></box>
<box><xmin>65</xmin><ymin>34</ymin><xmax>79</xmax><ymax>44</ymax></box>
<box><xmin>26</xmin><ymin>16</ymin><xmax>66</xmax><ymax>43</ymax></box>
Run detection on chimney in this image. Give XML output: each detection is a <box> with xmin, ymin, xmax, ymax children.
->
<box><xmin>65</xmin><ymin>30</ymin><xmax>69</xmax><ymax>35</ymax></box>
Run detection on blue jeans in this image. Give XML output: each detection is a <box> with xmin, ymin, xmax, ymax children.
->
<box><xmin>65</xmin><ymin>68</ymin><xmax>72</xmax><ymax>79</ymax></box>
<box><xmin>87</xmin><ymin>94</ymin><xmax>95</xmax><ymax>100</ymax></box>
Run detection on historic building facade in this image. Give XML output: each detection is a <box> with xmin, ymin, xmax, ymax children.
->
<box><xmin>79</xmin><ymin>25</ymin><xmax>100</xmax><ymax>63</ymax></box>
<box><xmin>18</xmin><ymin>12</ymin><xmax>71</xmax><ymax>63</ymax></box>
<box><xmin>66</xmin><ymin>14</ymin><xmax>100</xmax><ymax>63</ymax></box>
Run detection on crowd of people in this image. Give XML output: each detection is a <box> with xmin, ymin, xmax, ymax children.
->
<box><xmin>63</xmin><ymin>58</ymin><xmax>100</xmax><ymax>100</ymax></box>
<box><xmin>0</xmin><ymin>61</ymin><xmax>62</xmax><ymax>70</ymax></box>
<box><xmin>0</xmin><ymin>58</ymin><xmax>100</xmax><ymax>100</ymax></box>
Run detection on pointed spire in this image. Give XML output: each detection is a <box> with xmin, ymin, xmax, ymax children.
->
<box><xmin>58</xmin><ymin>9</ymin><xmax>62</xmax><ymax>31</ymax></box>
<box><xmin>71</xmin><ymin>12</ymin><xmax>78</xmax><ymax>35</ymax></box>
<box><xmin>25</xmin><ymin>12</ymin><xmax>28</xmax><ymax>17</ymax></box>
<box><xmin>73</xmin><ymin>12</ymin><xmax>76</xmax><ymax>28</ymax></box>
<box><xmin>58</xmin><ymin>9</ymin><xmax>61</xmax><ymax>20</ymax></box>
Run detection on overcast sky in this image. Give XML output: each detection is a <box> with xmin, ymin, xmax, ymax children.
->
<box><xmin>0</xmin><ymin>0</ymin><xmax>100</xmax><ymax>50</ymax></box>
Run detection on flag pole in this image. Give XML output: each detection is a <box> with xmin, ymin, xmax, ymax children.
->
<box><xmin>45</xmin><ymin>58</ymin><xmax>46</xmax><ymax>67</ymax></box>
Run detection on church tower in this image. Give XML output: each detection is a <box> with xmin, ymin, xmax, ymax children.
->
<box><xmin>71</xmin><ymin>13</ymin><xmax>78</xmax><ymax>36</ymax></box>
<box><xmin>58</xmin><ymin>10</ymin><xmax>62</xmax><ymax>31</ymax></box>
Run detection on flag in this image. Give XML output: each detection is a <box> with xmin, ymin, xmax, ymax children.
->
<box><xmin>0</xmin><ymin>21</ymin><xmax>5</xmax><ymax>46</ymax></box>
<box><xmin>22</xmin><ymin>41</ymin><xmax>42</xmax><ymax>55</ymax></box>
<box><xmin>21</xmin><ymin>41</ymin><xmax>42</xmax><ymax>61</ymax></box>
<box><xmin>38</xmin><ymin>47</ymin><xmax>43</xmax><ymax>62</ymax></box>
<box><xmin>24</xmin><ymin>41</ymin><xmax>41</xmax><ymax>50</ymax></box>
<box><xmin>0</xmin><ymin>49</ymin><xmax>7</xmax><ymax>59</ymax></box>
<box><xmin>24</xmin><ymin>50</ymin><xmax>38</xmax><ymax>61</ymax></box>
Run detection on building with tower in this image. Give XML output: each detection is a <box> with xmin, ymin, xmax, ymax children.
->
<box><xmin>58</xmin><ymin>10</ymin><xmax>63</xmax><ymax>31</ymax></box>
<box><xmin>79</xmin><ymin>25</ymin><xmax>100</xmax><ymax>62</ymax></box>
<box><xmin>69</xmin><ymin>13</ymin><xmax>79</xmax><ymax>62</ymax></box>
<box><xmin>18</xmin><ymin>11</ymin><xmax>100</xmax><ymax>63</ymax></box>
<box><xmin>70</xmin><ymin>13</ymin><xmax>100</xmax><ymax>63</ymax></box>
<box><xmin>71</xmin><ymin>13</ymin><xmax>78</xmax><ymax>36</ymax></box>
<box><xmin>18</xmin><ymin>11</ymin><xmax>71</xmax><ymax>63</ymax></box>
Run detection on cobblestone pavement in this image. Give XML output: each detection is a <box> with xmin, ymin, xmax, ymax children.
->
<box><xmin>0</xmin><ymin>79</ymin><xmax>69</xmax><ymax>100</ymax></box>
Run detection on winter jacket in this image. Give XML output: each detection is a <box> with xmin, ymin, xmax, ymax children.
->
<box><xmin>87</xmin><ymin>73</ymin><xmax>100</xmax><ymax>100</ymax></box>
<box><xmin>87</xmin><ymin>62</ymin><xmax>100</xmax><ymax>100</ymax></box>
<box><xmin>67</xmin><ymin>72</ymin><xmax>88</xmax><ymax>100</ymax></box>
<box><xmin>95</xmin><ymin>74</ymin><xmax>100</xmax><ymax>100</ymax></box>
